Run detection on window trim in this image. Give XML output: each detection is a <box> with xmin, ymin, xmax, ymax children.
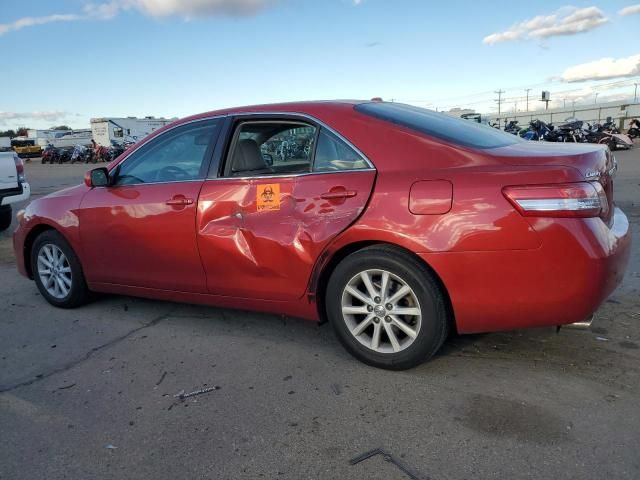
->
<box><xmin>108</xmin><ymin>117</ymin><xmax>224</xmax><ymax>187</ymax></box>
<box><xmin>216</xmin><ymin>169</ymin><xmax>376</xmax><ymax>181</ymax></box>
<box><xmin>208</xmin><ymin>112</ymin><xmax>375</xmax><ymax>180</ymax></box>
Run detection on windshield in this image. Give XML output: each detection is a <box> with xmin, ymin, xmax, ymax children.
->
<box><xmin>355</xmin><ymin>102</ymin><xmax>523</xmax><ymax>149</ymax></box>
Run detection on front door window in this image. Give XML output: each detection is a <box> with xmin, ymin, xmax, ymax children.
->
<box><xmin>114</xmin><ymin>119</ymin><xmax>220</xmax><ymax>185</ymax></box>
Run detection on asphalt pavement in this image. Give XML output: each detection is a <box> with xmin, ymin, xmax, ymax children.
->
<box><xmin>1</xmin><ymin>152</ymin><xmax>639</xmax><ymax>480</ymax></box>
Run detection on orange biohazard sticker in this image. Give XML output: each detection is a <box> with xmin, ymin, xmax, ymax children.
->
<box><xmin>257</xmin><ymin>184</ymin><xmax>280</xmax><ymax>211</ymax></box>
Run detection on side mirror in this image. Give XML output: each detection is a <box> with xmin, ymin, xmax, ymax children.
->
<box><xmin>85</xmin><ymin>167</ymin><xmax>110</xmax><ymax>188</ymax></box>
<box><xmin>262</xmin><ymin>153</ymin><xmax>273</xmax><ymax>166</ymax></box>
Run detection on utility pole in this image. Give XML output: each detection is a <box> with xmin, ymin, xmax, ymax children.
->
<box><xmin>634</xmin><ymin>83</ymin><xmax>638</xmax><ymax>103</ymax></box>
<box><xmin>563</xmin><ymin>99</ymin><xmax>566</xmax><ymax>108</ymax></box>
<box><xmin>525</xmin><ymin>88</ymin><xmax>531</xmax><ymax>112</ymax></box>
<box><xmin>594</xmin><ymin>92</ymin><xmax>599</xmax><ymax>104</ymax></box>
<box><xmin>495</xmin><ymin>89</ymin><xmax>505</xmax><ymax>115</ymax></box>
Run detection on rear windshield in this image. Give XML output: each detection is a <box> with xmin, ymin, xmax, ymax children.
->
<box><xmin>355</xmin><ymin>102</ymin><xmax>522</xmax><ymax>149</ymax></box>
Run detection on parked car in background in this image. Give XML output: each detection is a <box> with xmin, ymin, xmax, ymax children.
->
<box><xmin>0</xmin><ymin>151</ymin><xmax>30</xmax><ymax>231</ymax></box>
<box><xmin>12</xmin><ymin>101</ymin><xmax>631</xmax><ymax>369</ymax></box>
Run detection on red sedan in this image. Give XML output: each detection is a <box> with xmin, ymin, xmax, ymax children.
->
<box><xmin>13</xmin><ymin>101</ymin><xmax>631</xmax><ymax>369</ymax></box>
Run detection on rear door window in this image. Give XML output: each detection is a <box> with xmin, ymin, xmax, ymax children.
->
<box><xmin>224</xmin><ymin>121</ymin><xmax>316</xmax><ymax>177</ymax></box>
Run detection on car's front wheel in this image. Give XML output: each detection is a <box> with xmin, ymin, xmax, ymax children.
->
<box><xmin>326</xmin><ymin>245</ymin><xmax>449</xmax><ymax>370</ymax></box>
<box><xmin>31</xmin><ymin>230</ymin><xmax>90</xmax><ymax>308</ymax></box>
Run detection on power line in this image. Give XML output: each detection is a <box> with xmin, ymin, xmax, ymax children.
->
<box><xmin>395</xmin><ymin>77</ymin><xmax>640</xmax><ymax>110</ymax></box>
<box><xmin>500</xmin><ymin>79</ymin><xmax>639</xmax><ymax>103</ymax></box>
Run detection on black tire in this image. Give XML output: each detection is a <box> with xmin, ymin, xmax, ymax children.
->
<box><xmin>31</xmin><ymin>230</ymin><xmax>90</xmax><ymax>308</ymax></box>
<box><xmin>326</xmin><ymin>245</ymin><xmax>449</xmax><ymax>370</ymax></box>
<box><xmin>0</xmin><ymin>205</ymin><xmax>12</xmax><ymax>231</ymax></box>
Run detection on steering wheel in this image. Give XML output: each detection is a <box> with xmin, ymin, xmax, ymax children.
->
<box><xmin>157</xmin><ymin>165</ymin><xmax>191</xmax><ymax>181</ymax></box>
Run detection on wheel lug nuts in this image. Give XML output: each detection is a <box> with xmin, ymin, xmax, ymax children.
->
<box><xmin>385</xmin><ymin>316</ymin><xmax>392</xmax><ymax>323</ymax></box>
<box><xmin>373</xmin><ymin>317</ymin><xmax>380</xmax><ymax>323</ymax></box>
<box><xmin>367</xmin><ymin>305</ymin><xmax>373</xmax><ymax>312</ymax></box>
<box><xmin>386</xmin><ymin>303</ymin><xmax>393</xmax><ymax>310</ymax></box>
<box><xmin>374</xmin><ymin>297</ymin><xmax>381</xmax><ymax>303</ymax></box>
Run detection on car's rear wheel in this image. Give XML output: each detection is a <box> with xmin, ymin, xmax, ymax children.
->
<box><xmin>326</xmin><ymin>245</ymin><xmax>449</xmax><ymax>370</ymax></box>
<box><xmin>31</xmin><ymin>230</ymin><xmax>90</xmax><ymax>308</ymax></box>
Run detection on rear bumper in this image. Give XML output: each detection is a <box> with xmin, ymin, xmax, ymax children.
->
<box><xmin>421</xmin><ymin>207</ymin><xmax>631</xmax><ymax>334</ymax></box>
<box><xmin>1</xmin><ymin>182</ymin><xmax>30</xmax><ymax>206</ymax></box>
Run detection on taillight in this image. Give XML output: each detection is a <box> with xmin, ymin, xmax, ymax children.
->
<box><xmin>503</xmin><ymin>182</ymin><xmax>608</xmax><ymax>218</ymax></box>
<box><xmin>13</xmin><ymin>155</ymin><xmax>25</xmax><ymax>183</ymax></box>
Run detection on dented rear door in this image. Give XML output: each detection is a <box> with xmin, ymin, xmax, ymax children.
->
<box><xmin>196</xmin><ymin>170</ymin><xmax>375</xmax><ymax>300</ymax></box>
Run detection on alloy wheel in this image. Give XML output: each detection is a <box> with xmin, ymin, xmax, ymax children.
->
<box><xmin>341</xmin><ymin>269</ymin><xmax>422</xmax><ymax>354</ymax></box>
<box><xmin>37</xmin><ymin>244</ymin><xmax>72</xmax><ymax>299</ymax></box>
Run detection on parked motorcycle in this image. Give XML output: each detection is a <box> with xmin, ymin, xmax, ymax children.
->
<box><xmin>41</xmin><ymin>144</ymin><xmax>58</xmax><ymax>164</ymax></box>
<box><xmin>108</xmin><ymin>142</ymin><xmax>126</xmax><ymax>161</ymax></box>
<box><xmin>70</xmin><ymin>144</ymin><xmax>88</xmax><ymax>164</ymax></box>
<box><xmin>585</xmin><ymin>123</ymin><xmax>633</xmax><ymax>150</ymax></box>
<box><xmin>626</xmin><ymin>119</ymin><xmax>639</xmax><ymax>140</ymax></box>
<box><xmin>545</xmin><ymin>120</ymin><xmax>586</xmax><ymax>143</ymax></box>
<box><xmin>601</xmin><ymin>118</ymin><xmax>620</xmax><ymax>134</ymax></box>
<box><xmin>83</xmin><ymin>148</ymin><xmax>96</xmax><ymax>163</ymax></box>
<box><xmin>57</xmin><ymin>148</ymin><xmax>73</xmax><ymax>164</ymax></box>
<box><xmin>504</xmin><ymin>120</ymin><xmax>521</xmax><ymax>135</ymax></box>
<box><xmin>94</xmin><ymin>145</ymin><xmax>110</xmax><ymax>163</ymax></box>
<box><xmin>521</xmin><ymin>120</ymin><xmax>554</xmax><ymax>141</ymax></box>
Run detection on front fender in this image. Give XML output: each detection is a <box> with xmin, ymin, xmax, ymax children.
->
<box><xmin>14</xmin><ymin>184</ymin><xmax>89</xmax><ymax>277</ymax></box>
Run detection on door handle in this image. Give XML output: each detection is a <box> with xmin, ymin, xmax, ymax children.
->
<box><xmin>165</xmin><ymin>196</ymin><xmax>194</xmax><ymax>206</ymax></box>
<box><xmin>320</xmin><ymin>190</ymin><xmax>357</xmax><ymax>200</ymax></box>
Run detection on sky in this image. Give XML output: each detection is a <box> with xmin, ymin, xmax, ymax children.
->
<box><xmin>0</xmin><ymin>0</ymin><xmax>639</xmax><ymax>129</ymax></box>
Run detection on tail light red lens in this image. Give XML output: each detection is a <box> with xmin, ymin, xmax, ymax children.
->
<box><xmin>13</xmin><ymin>155</ymin><xmax>25</xmax><ymax>183</ymax></box>
<box><xmin>503</xmin><ymin>182</ymin><xmax>607</xmax><ymax>218</ymax></box>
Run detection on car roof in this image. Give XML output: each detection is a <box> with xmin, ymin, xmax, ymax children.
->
<box><xmin>181</xmin><ymin>100</ymin><xmax>366</xmax><ymax>123</ymax></box>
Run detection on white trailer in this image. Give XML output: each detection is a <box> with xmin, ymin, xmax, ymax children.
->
<box><xmin>90</xmin><ymin>117</ymin><xmax>174</xmax><ymax>146</ymax></box>
<box><xmin>27</xmin><ymin>129</ymin><xmax>69</xmax><ymax>141</ymax></box>
<box><xmin>36</xmin><ymin>130</ymin><xmax>93</xmax><ymax>149</ymax></box>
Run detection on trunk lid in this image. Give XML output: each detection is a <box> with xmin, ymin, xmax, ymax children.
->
<box><xmin>490</xmin><ymin>141</ymin><xmax>615</xmax><ymax>224</ymax></box>
<box><xmin>490</xmin><ymin>141</ymin><xmax>610</xmax><ymax>176</ymax></box>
